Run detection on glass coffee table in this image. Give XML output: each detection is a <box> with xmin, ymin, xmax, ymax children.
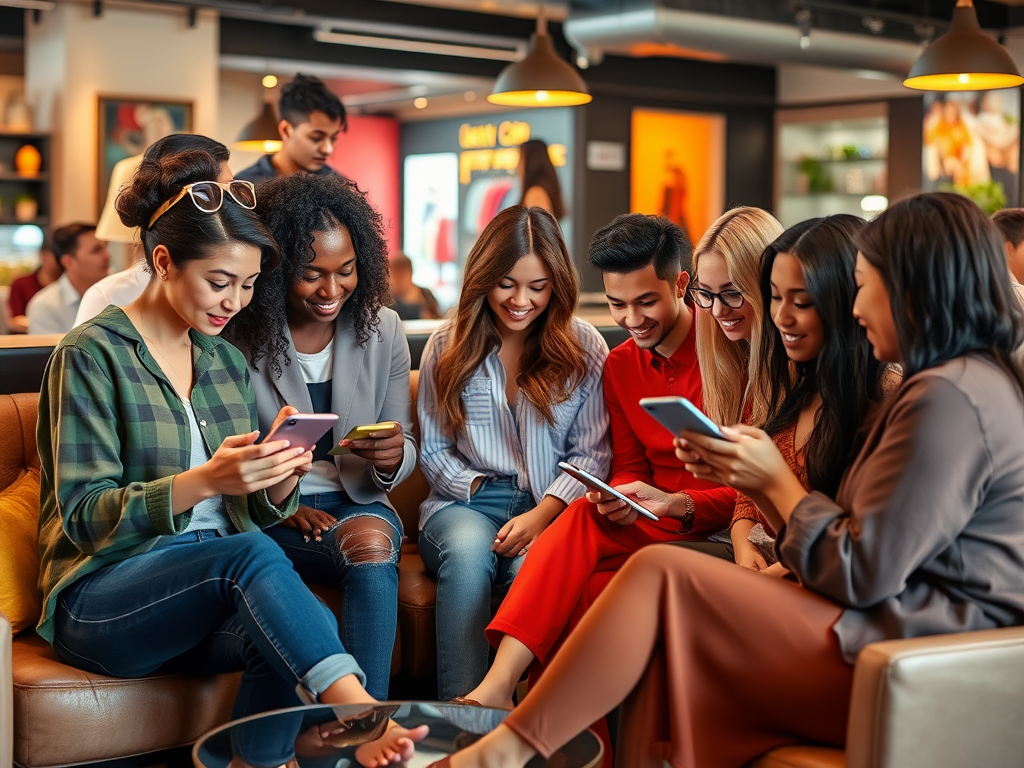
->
<box><xmin>193</xmin><ymin>702</ymin><xmax>603</xmax><ymax>768</ymax></box>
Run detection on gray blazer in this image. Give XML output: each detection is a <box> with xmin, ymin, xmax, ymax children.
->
<box><xmin>239</xmin><ymin>306</ymin><xmax>417</xmax><ymax>511</ymax></box>
<box><xmin>778</xmin><ymin>354</ymin><xmax>1024</xmax><ymax>662</ymax></box>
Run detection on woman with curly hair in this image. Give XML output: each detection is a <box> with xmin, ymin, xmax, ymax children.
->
<box><xmin>226</xmin><ymin>173</ymin><xmax>414</xmax><ymax>700</ymax></box>
<box><xmin>417</xmin><ymin>205</ymin><xmax>610</xmax><ymax>700</ymax></box>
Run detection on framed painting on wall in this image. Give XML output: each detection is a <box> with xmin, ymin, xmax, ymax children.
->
<box><xmin>922</xmin><ymin>89</ymin><xmax>1020</xmax><ymax>211</ymax></box>
<box><xmin>97</xmin><ymin>96</ymin><xmax>192</xmax><ymax>216</ymax></box>
<box><xmin>630</xmin><ymin>109</ymin><xmax>726</xmax><ymax>246</ymax></box>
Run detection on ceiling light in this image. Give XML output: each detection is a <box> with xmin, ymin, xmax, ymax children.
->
<box><xmin>235</xmin><ymin>102</ymin><xmax>283</xmax><ymax>154</ymax></box>
<box><xmin>262</xmin><ymin>74</ymin><xmax>278</xmax><ymax>88</ymax></box>
<box><xmin>488</xmin><ymin>12</ymin><xmax>591</xmax><ymax>107</ymax></box>
<box><xmin>413</xmin><ymin>97</ymin><xmax>428</xmax><ymax>109</ymax></box>
<box><xmin>313</xmin><ymin>28</ymin><xmax>520</xmax><ymax>62</ymax></box>
<box><xmin>464</xmin><ymin>91</ymin><xmax>477</xmax><ymax>101</ymax></box>
<box><xmin>904</xmin><ymin>0</ymin><xmax>1022</xmax><ymax>91</ymax></box>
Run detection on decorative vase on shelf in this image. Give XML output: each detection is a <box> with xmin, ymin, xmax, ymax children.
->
<box><xmin>14</xmin><ymin>144</ymin><xmax>41</xmax><ymax>177</ymax></box>
<box><xmin>14</xmin><ymin>195</ymin><xmax>38</xmax><ymax>222</ymax></box>
<box><xmin>2</xmin><ymin>92</ymin><xmax>32</xmax><ymax>133</ymax></box>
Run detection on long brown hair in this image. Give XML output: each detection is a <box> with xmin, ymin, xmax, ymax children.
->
<box><xmin>434</xmin><ymin>205</ymin><xmax>586</xmax><ymax>437</ymax></box>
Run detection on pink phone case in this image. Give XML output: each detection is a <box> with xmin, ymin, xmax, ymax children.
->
<box><xmin>262</xmin><ymin>414</ymin><xmax>339</xmax><ymax>452</ymax></box>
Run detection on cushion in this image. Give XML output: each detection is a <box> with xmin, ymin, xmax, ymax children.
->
<box><xmin>0</xmin><ymin>467</ymin><xmax>42</xmax><ymax>634</ymax></box>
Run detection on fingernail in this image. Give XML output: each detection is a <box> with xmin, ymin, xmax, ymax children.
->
<box><xmin>303</xmin><ymin>536</ymin><xmax>310</xmax><ymax>542</ymax></box>
<box><xmin>295</xmin><ymin>447</ymin><xmax>305</xmax><ymax>455</ymax></box>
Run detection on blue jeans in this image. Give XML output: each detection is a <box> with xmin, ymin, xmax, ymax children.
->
<box><xmin>51</xmin><ymin>531</ymin><xmax>364</xmax><ymax>720</ymax></box>
<box><xmin>419</xmin><ymin>478</ymin><xmax>533</xmax><ymax>699</ymax></box>
<box><xmin>264</xmin><ymin>493</ymin><xmax>401</xmax><ymax>700</ymax></box>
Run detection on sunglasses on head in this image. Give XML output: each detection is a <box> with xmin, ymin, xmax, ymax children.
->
<box><xmin>148</xmin><ymin>180</ymin><xmax>257</xmax><ymax>228</ymax></box>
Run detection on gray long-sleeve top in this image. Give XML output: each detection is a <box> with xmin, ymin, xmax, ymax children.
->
<box><xmin>777</xmin><ymin>354</ymin><xmax>1024</xmax><ymax>663</ymax></box>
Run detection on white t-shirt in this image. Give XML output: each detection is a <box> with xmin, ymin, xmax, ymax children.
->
<box><xmin>74</xmin><ymin>262</ymin><xmax>150</xmax><ymax>327</ymax></box>
<box><xmin>297</xmin><ymin>343</ymin><xmax>345</xmax><ymax>495</ymax></box>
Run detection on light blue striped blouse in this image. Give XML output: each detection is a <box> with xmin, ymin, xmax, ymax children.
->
<box><xmin>417</xmin><ymin>317</ymin><xmax>612</xmax><ymax>528</ymax></box>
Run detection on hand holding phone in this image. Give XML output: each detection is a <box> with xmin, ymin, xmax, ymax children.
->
<box><xmin>639</xmin><ymin>396</ymin><xmax>731</xmax><ymax>440</ymax></box>
<box><xmin>328</xmin><ymin>421</ymin><xmax>400</xmax><ymax>456</ymax></box>
<box><xmin>558</xmin><ymin>462</ymin><xmax>659</xmax><ymax>521</ymax></box>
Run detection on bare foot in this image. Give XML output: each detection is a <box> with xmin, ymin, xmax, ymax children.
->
<box><xmin>353</xmin><ymin>723</ymin><xmax>429</xmax><ymax>767</ymax></box>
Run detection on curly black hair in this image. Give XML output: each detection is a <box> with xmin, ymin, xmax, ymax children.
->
<box><xmin>226</xmin><ymin>173</ymin><xmax>390</xmax><ymax>379</ymax></box>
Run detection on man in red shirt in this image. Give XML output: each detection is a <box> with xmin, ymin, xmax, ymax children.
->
<box><xmin>461</xmin><ymin>214</ymin><xmax>735</xmax><ymax>718</ymax></box>
<box><xmin>6</xmin><ymin>243</ymin><xmax>60</xmax><ymax>333</ymax></box>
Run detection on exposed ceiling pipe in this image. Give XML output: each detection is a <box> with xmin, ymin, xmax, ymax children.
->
<box><xmin>563</xmin><ymin>5</ymin><xmax>924</xmax><ymax>76</ymax></box>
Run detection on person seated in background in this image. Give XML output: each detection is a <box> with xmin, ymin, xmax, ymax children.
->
<box><xmin>517</xmin><ymin>139</ymin><xmax>566</xmax><ymax>222</ymax></box>
<box><xmin>429</xmin><ymin>191</ymin><xmax>1024</xmax><ymax>768</ymax></box>
<box><xmin>463</xmin><ymin>214</ymin><xmax>736</xmax><ymax>717</ymax></box>
<box><xmin>235</xmin><ymin>74</ymin><xmax>345</xmax><ymax>182</ymax></box>
<box><xmin>26</xmin><ymin>223</ymin><xmax>109</xmax><ymax>334</ymax></box>
<box><xmin>226</xmin><ymin>173</ymin><xmax>415</xmax><ymax>701</ymax></box>
<box><xmin>991</xmin><ymin>207</ymin><xmax>1024</xmax><ymax>303</ymax></box>
<box><xmin>6</xmin><ymin>238</ymin><xmax>58</xmax><ymax>333</ymax></box>
<box><xmin>389</xmin><ymin>253</ymin><xmax>442</xmax><ymax>320</ymax></box>
<box><xmin>75</xmin><ymin>134</ymin><xmax>236</xmax><ymax>328</ymax></box>
<box><xmin>729</xmin><ymin>214</ymin><xmax>895</xmax><ymax>574</ymax></box>
<box><xmin>38</xmin><ymin>148</ymin><xmax>425</xmax><ymax>767</ymax></box>
<box><xmin>416</xmin><ymin>205</ymin><xmax>610</xmax><ymax>700</ymax></box>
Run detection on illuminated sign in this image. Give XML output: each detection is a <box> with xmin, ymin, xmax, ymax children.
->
<box><xmin>457</xmin><ymin>120</ymin><xmax>566</xmax><ymax>183</ymax></box>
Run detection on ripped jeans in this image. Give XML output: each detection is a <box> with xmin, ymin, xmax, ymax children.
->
<box><xmin>265</xmin><ymin>494</ymin><xmax>401</xmax><ymax>700</ymax></box>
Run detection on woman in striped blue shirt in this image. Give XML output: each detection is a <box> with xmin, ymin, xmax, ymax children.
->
<box><xmin>417</xmin><ymin>205</ymin><xmax>611</xmax><ymax>699</ymax></box>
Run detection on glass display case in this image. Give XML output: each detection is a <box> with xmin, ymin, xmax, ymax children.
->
<box><xmin>776</xmin><ymin>103</ymin><xmax>889</xmax><ymax>227</ymax></box>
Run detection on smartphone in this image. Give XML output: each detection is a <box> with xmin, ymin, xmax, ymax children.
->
<box><xmin>328</xmin><ymin>421</ymin><xmax>399</xmax><ymax>456</ymax></box>
<box><xmin>639</xmin><ymin>396</ymin><xmax>729</xmax><ymax>440</ymax></box>
<box><xmin>557</xmin><ymin>461</ymin><xmax>659</xmax><ymax>521</ymax></box>
<box><xmin>262</xmin><ymin>413</ymin><xmax>339</xmax><ymax>452</ymax></box>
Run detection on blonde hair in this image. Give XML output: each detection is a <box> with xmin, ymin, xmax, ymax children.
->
<box><xmin>693</xmin><ymin>207</ymin><xmax>783</xmax><ymax>426</ymax></box>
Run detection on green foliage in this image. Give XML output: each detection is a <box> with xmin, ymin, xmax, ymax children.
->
<box><xmin>942</xmin><ymin>180</ymin><xmax>1007</xmax><ymax>215</ymax></box>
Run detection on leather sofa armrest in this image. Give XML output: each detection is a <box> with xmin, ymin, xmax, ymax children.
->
<box><xmin>1</xmin><ymin>608</ymin><xmax>12</xmax><ymax>768</ymax></box>
<box><xmin>846</xmin><ymin>626</ymin><xmax>1024</xmax><ymax>768</ymax></box>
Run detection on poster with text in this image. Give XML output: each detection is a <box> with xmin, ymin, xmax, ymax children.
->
<box><xmin>923</xmin><ymin>90</ymin><xmax>1020</xmax><ymax>210</ymax></box>
<box><xmin>403</xmin><ymin>152</ymin><xmax>460</xmax><ymax>310</ymax></box>
<box><xmin>631</xmin><ymin>109</ymin><xmax>726</xmax><ymax>246</ymax></box>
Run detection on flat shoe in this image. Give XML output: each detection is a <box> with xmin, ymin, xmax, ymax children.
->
<box><xmin>448</xmin><ymin>696</ymin><xmax>484</xmax><ymax>707</ymax></box>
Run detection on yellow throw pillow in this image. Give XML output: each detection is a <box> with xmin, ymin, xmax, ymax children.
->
<box><xmin>0</xmin><ymin>468</ymin><xmax>42</xmax><ymax>635</ymax></box>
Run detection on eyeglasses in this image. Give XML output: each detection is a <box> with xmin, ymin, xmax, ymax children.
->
<box><xmin>147</xmin><ymin>180</ymin><xmax>257</xmax><ymax>228</ymax></box>
<box><xmin>687</xmin><ymin>286</ymin><xmax>746</xmax><ymax>310</ymax></box>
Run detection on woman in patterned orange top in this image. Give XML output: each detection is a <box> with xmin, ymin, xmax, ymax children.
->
<box><xmin>726</xmin><ymin>214</ymin><xmax>894</xmax><ymax>573</ymax></box>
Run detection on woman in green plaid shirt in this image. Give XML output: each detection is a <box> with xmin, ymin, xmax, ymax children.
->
<box><xmin>36</xmin><ymin>148</ymin><xmax>427</xmax><ymax>765</ymax></box>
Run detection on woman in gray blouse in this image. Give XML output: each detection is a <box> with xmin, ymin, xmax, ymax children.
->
<box><xmin>426</xmin><ymin>191</ymin><xmax>1024</xmax><ymax>768</ymax></box>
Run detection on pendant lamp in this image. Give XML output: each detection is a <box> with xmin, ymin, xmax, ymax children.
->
<box><xmin>904</xmin><ymin>0</ymin><xmax>1022</xmax><ymax>91</ymax></box>
<box><xmin>488</xmin><ymin>13</ymin><xmax>591</xmax><ymax>107</ymax></box>
<box><xmin>234</xmin><ymin>102</ymin><xmax>283</xmax><ymax>153</ymax></box>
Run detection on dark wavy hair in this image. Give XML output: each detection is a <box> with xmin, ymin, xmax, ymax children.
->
<box><xmin>115</xmin><ymin>150</ymin><xmax>279</xmax><ymax>272</ymax></box>
<box><xmin>227</xmin><ymin>173</ymin><xmax>390</xmax><ymax>378</ymax></box>
<box><xmin>518</xmin><ymin>139</ymin><xmax>566</xmax><ymax>221</ymax></box>
<box><xmin>279</xmin><ymin>73</ymin><xmax>347</xmax><ymax>130</ymax></box>
<box><xmin>758</xmin><ymin>214</ymin><xmax>885</xmax><ymax>499</ymax></box>
<box><xmin>856</xmin><ymin>192</ymin><xmax>1024</xmax><ymax>393</ymax></box>
<box><xmin>589</xmin><ymin>213</ymin><xmax>692</xmax><ymax>282</ymax></box>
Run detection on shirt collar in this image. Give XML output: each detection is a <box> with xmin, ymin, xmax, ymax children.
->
<box><xmin>642</xmin><ymin>321</ymin><xmax>696</xmax><ymax>372</ymax></box>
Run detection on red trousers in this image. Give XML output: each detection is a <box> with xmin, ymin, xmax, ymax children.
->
<box><xmin>486</xmin><ymin>496</ymin><xmax>693</xmax><ymax>663</ymax></box>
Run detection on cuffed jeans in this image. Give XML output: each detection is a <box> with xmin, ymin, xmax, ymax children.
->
<box><xmin>419</xmin><ymin>478</ymin><xmax>533</xmax><ymax>699</ymax></box>
<box><xmin>265</xmin><ymin>494</ymin><xmax>401</xmax><ymax>700</ymax></box>
<box><xmin>52</xmin><ymin>530</ymin><xmax>364</xmax><ymax>720</ymax></box>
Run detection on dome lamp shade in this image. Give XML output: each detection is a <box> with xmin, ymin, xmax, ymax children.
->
<box><xmin>234</xmin><ymin>102</ymin><xmax>283</xmax><ymax>153</ymax></box>
<box><xmin>904</xmin><ymin>0</ymin><xmax>1023</xmax><ymax>91</ymax></box>
<box><xmin>488</xmin><ymin>15</ymin><xmax>592</xmax><ymax>107</ymax></box>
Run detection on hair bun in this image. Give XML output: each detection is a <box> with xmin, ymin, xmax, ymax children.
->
<box><xmin>115</xmin><ymin>149</ymin><xmax>222</xmax><ymax>230</ymax></box>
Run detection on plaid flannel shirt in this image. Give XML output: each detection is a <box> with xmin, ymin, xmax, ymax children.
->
<box><xmin>36</xmin><ymin>306</ymin><xmax>299</xmax><ymax>642</ymax></box>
